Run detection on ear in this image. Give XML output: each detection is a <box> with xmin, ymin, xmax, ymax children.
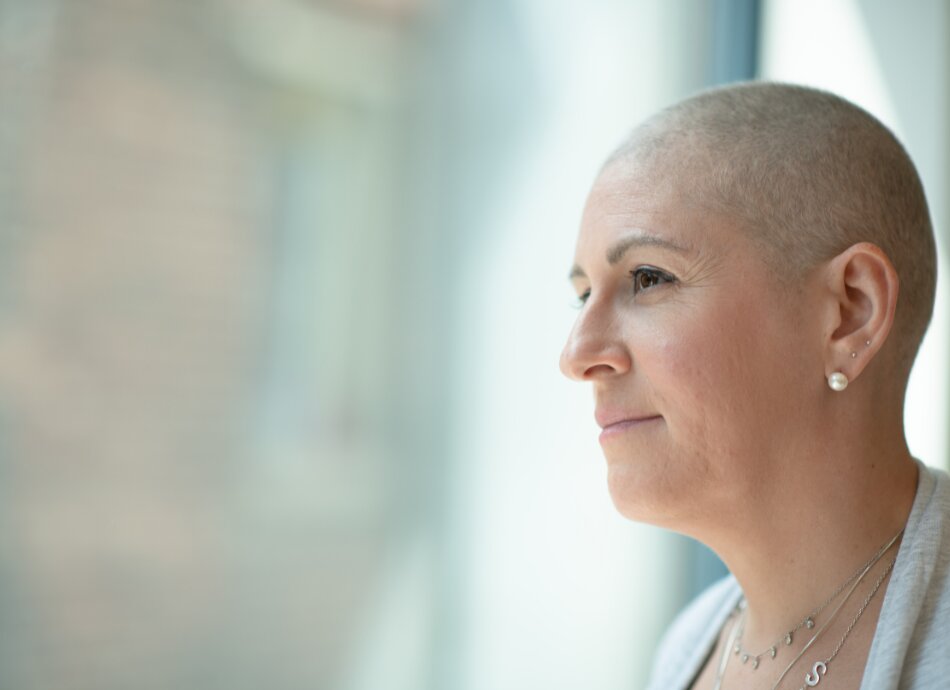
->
<box><xmin>821</xmin><ymin>242</ymin><xmax>899</xmax><ymax>384</ymax></box>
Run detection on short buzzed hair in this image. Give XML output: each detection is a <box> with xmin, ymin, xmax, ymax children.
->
<box><xmin>608</xmin><ymin>82</ymin><xmax>938</xmax><ymax>381</ymax></box>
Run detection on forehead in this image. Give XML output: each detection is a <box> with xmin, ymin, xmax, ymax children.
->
<box><xmin>573</xmin><ymin>165</ymin><xmax>708</xmax><ymax>262</ymax></box>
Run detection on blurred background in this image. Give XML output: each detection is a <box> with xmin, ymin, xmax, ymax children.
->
<box><xmin>0</xmin><ymin>0</ymin><xmax>947</xmax><ymax>688</ymax></box>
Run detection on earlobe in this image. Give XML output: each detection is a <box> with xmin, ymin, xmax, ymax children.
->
<box><xmin>823</xmin><ymin>243</ymin><xmax>898</xmax><ymax>387</ymax></box>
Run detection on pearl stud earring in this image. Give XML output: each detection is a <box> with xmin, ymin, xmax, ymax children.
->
<box><xmin>828</xmin><ymin>372</ymin><xmax>849</xmax><ymax>391</ymax></box>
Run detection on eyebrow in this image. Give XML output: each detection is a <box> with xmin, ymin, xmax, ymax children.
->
<box><xmin>567</xmin><ymin>233</ymin><xmax>693</xmax><ymax>280</ymax></box>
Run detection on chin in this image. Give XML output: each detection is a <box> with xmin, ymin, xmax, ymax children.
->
<box><xmin>605</xmin><ymin>462</ymin><xmax>693</xmax><ymax>530</ymax></box>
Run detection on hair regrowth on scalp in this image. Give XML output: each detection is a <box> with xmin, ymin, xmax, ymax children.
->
<box><xmin>606</xmin><ymin>82</ymin><xmax>938</xmax><ymax>383</ymax></box>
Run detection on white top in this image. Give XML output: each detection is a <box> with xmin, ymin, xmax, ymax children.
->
<box><xmin>644</xmin><ymin>458</ymin><xmax>950</xmax><ymax>690</ymax></box>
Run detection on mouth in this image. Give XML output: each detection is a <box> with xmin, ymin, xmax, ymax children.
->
<box><xmin>598</xmin><ymin>415</ymin><xmax>662</xmax><ymax>443</ymax></box>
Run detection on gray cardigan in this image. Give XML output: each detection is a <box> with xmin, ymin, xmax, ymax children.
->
<box><xmin>645</xmin><ymin>458</ymin><xmax>950</xmax><ymax>690</ymax></box>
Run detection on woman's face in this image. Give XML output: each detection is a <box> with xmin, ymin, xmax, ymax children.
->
<box><xmin>560</xmin><ymin>163</ymin><xmax>820</xmax><ymax>529</ymax></box>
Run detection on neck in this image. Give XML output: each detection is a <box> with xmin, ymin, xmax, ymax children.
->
<box><xmin>690</xmin><ymin>413</ymin><xmax>919</xmax><ymax>650</ymax></box>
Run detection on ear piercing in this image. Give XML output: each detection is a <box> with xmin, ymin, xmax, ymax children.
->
<box><xmin>828</xmin><ymin>340</ymin><xmax>871</xmax><ymax>392</ymax></box>
<box><xmin>828</xmin><ymin>372</ymin><xmax>849</xmax><ymax>391</ymax></box>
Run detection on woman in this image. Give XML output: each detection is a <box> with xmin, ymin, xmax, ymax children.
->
<box><xmin>559</xmin><ymin>82</ymin><xmax>949</xmax><ymax>689</ymax></box>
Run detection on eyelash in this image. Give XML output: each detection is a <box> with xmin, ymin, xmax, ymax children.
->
<box><xmin>574</xmin><ymin>266</ymin><xmax>675</xmax><ymax>308</ymax></box>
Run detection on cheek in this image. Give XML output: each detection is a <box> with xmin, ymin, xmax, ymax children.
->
<box><xmin>646</xmin><ymin>300</ymin><xmax>775</xmax><ymax>454</ymax></box>
<box><xmin>653</xmin><ymin>313</ymin><xmax>747</xmax><ymax>405</ymax></box>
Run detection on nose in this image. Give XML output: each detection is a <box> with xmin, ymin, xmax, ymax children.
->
<box><xmin>559</xmin><ymin>305</ymin><xmax>632</xmax><ymax>381</ymax></box>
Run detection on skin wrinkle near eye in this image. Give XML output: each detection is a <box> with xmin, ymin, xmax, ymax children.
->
<box><xmin>570</xmin><ymin>242</ymin><xmax>724</xmax><ymax>308</ymax></box>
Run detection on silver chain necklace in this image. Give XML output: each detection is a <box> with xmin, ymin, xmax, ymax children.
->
<box><xmin>730</xmin><ymin>528</ymin><xmax>901</xmax><ymax>670</ymax></box>
<box><xmin>780</xmin><ymin>556</ymin><xmax>895</xmax><ymax>690</ymax></box>
<box><xmin>712</xmin><ymin>527</ymin><xmax>902</xmax><ymax>690</ymax></box>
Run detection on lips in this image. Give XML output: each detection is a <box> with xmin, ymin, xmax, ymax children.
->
<box><xmin>597</xmin><ymin>413</ymin><xmax>662</xmax><ymax>443</ymax></box>
<box><xmin>595</xmin><ymin>409</ymin><xmax>661</xmax><ymax>429</ymax></box>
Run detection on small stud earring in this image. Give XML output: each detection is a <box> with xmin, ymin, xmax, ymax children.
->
<box><xmin>828</xmin><ymin>372</ymin><xmax>849</xmax><ymax>391</ymax></box>
<box><xmin>851</xmin><ymin>352</ymin><xmax>857</xmax><ymax>358</ymax></box>
<box><xmin>865</xmin><ymin>340</ymin><xmax>871</xmax><ymax>346</ymax></box>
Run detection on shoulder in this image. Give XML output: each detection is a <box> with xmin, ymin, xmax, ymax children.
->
<box><xmin>928</xmin><ymin>462</ymin><xmax>950</xmax><ymax>516</ymax></box>
<box><xmin>861</xmin><ymin>460</ymin><xmax>950</xmax><ymax>689</ymax></box>
<box><xmin>906</xmin><ymin>462</ymin><xmax>950</xmax><ymax>641</ymax></box>
<box><xmin>645</xmin><ymin>574</ymin><xmax>741</xmax><ymax>690</ymax></box>
<box><xmin>904</xmin><ymin>461</ymin><xmax>950</xmax><ymax>572</ymax></box>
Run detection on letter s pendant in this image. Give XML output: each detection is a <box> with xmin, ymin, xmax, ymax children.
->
<box><xmin>805</xmin><ymin>661</ymin><xmax>827</xmax><ymax>687</ymax></box>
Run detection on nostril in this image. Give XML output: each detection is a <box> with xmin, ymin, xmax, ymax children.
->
<box><xmin>582</xmin><ymin>362</ymin><xmax>617</xmax><ymax>380</ymax></box>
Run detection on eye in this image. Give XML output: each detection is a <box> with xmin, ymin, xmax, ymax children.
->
<box><xmin>630</xmin><ymin>266</ymin><xmax>675</xmax><ymax>295</ymax></box>
<box><xmin>572</xmin><ymin>289</ymin><xmax>591</xmax><ymax>309</ymax></box>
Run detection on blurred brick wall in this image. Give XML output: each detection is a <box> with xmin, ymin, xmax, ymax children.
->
<box><xmin>0</xmin><ymin>0</ymin><xmax>418</xmax><ymax>687</ymax></box>
<box><xmin>0</xmin><ymin>0</ymin><xmax>274</xmax><ymax>687</ymax></box>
